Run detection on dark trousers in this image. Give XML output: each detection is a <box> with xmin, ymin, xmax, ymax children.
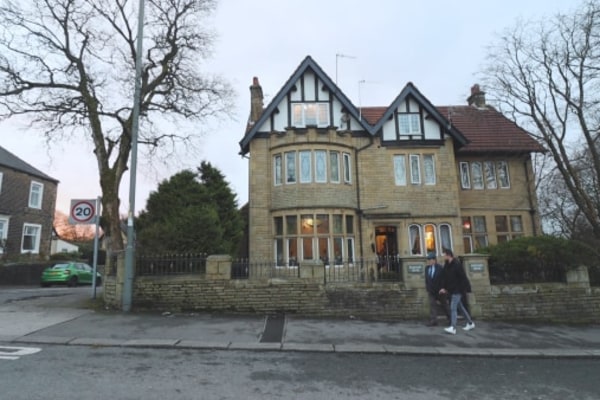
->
<box><xmin>428</xmin><ymin>292</ymin><xmax>450</xmax><ymax>322</ymax></box>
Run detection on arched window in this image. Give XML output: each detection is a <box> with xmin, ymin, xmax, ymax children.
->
<box><xmin>409</xmin><ymin>225</ymin><xmax>422</xmax><ymax>255</ymax></box>
<box><xmin>424</xmin><ymin>224</ymin><xmax>436</xmax><ymax>253</ymax></box>
<box><xmin>439</xmin><ymin>224</ymin><xmax>452</xmax><ymax>253</ymax></box>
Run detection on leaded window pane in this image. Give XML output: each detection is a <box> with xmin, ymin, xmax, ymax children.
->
<box><xmin>286</xmin><ymin>152</ymin><xmax>296</xmax><ymax>183</ymax></box>
<box><xmin>424</xmin><ymin>155</ymin><xmax>435</xmax><ymax>185</ymax></box>
<box><xmin>274</xmin><ymin>217</ymin><xmax>283</xmax><ymax>235</ymax></box>
<box><xmin>394</xmin><ymin>155</ymin><xmax>406</xmax><ymax>186</ymax></box>
<box><xmin>333</xmin><ymin>215</ymin><xmax>343</xmax><ymax>234</ymax></box>
<box><xmin>409</xmin><ymin>225</ymin><xmax>422</xmax><ymax>255</ymax></box>
<box><xmin>460</xmin><ymin>162</ymin><xmax>471</xmax><ymax>189</ymax></box>
<box><xmin>471</xmin><ymin>162</ymin><xmax>484</xmax><ymax>189</ymax></box>
<box><xmin>300</xmin><ymin>151</ymin><xmax>311</xmax><ymax>183</ymax></box>
<box><xmin>274</xmin><ymin>155</ymin><xmax>282</xmax><ymax>185</ymax></box>
<box><xmin>315</xmin><ymin>150</ymin><xmax>327</xmax><ymax>182</ymax></box>
<box><xmin>510</xmin><ymin>216</ymin><xmax>523</xmax><ymax>232</ymax></box>
<box><xmin>484</xmin><ymin>161</ymin><xmax>497</xmax><ymax>189</ymax></box>
<box><xmin>316</xmin><ymin>214</ymin><xmax>329</xmax><ymax>234</ymax></box>
<box><xmin>286</xmin><ymin>216</ymin><xmax>297</xmax><ymax>235</ymax></box>
<box><xmin>330</xmin><ymin>152</ymin><xmax>340</xmax><ymax>182</ymax></box>
<box><xmin>497</xmin><ymin>161</ymin><xmax>510</xmax><ymax>188</ymax></box>
<box><xmin>410</xmin><ymin>154</ymin><xmax>420</xmax><ymax>184</ymax></box>
<box><xmin>301</xmin><ymin>214</ymin><xmax>313</xmax><ymax>234</ymax></box>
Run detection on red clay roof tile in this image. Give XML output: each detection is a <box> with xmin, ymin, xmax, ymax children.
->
<box><xmin>360</xmin><ymin>105</ymin><xmax>544</xmax><ymax>153</ymax></box>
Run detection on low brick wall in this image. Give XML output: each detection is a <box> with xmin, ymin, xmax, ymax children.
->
<box><xmin>103</xmin><ymin>255</ymin><xmax>600</xmax><ymax>323</ymax></box>
<box><xmin>475</xmin><ymin>284</ymin><xmax>600</xmax><ymax>323</ymax></box>
<box><xmin>127</xmin><ymin>276</ymin><xmax>423</xmax><ymax>320</ymax></box>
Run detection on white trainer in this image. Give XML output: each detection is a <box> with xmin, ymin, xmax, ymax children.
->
<box><xmin>444</xmin><ymin>326</ymin><xmax>456</xmax><ymax>335</ymax></box>
<box><xmin>463</xmin><ymin>322</ymin><xmax>475</xmax><ymax>331</ymax></box>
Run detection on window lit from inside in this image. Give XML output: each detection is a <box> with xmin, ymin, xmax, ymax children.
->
<box><xmin>274</xmin><ymin>214</ymin><xmax>355</xmax><ymax>267</ymax></box>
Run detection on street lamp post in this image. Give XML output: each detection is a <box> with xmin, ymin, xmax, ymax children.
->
<box><xmin>123</xmin><ymin>0</ymin><xmax>145</xmax><ymax>312</ymax></box>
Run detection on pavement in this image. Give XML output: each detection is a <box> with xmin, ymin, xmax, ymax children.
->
<box><xmin>1</xmin><ymin>286</ymin><xmax>600</xmax><ymax>358</ymax></box>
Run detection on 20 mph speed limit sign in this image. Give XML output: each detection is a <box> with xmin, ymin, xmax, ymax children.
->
<box><xmin>69</xmin><ymin>199</ymin><xmax>99</xmax><ymax>225</ymax></box>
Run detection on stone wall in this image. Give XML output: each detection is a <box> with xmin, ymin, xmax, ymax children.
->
<box><xmin>104</xmin><ymin>255</ymin><xmax>600</xmax><ymax>323</ymax></box>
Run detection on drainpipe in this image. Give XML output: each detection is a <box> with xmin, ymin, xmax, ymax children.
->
<box><xmin>523</xmin><ymin>157</ymin><xmax>538</xmax><ymax>236</ymax></box>
<box><xmin>355</xmin><ymin>135</ymin><xmax>375</xmax><ymax>260</ymax></box>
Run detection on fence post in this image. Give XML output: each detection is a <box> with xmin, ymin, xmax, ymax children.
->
<box><xmin>566</xmin><ymin>265</ymin><xmax>590</xmax><ymax>289</ymax></box>
<box><xmin>206</xmin><ymin>255</ymin><xmax>232</xmax><ymax>280</ymax></box>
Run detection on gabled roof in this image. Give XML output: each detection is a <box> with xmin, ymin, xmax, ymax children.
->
<box><xmin>240</xmin><ymin>56</ymin><xmax>543</xmax><ymax>155</ymax></box>
<box><xmin>239</xmin><ymin>55</ymin><xmax>372</xmax><ymax>154</ymax></box>
<box><xmin>436</xmin><ymin>106</ymin><xmax>544</xmax><ymax>153</ymax></box>
<box><xmin>0</xmin><ymin>145</ymin><xmax>58</xmax><ymax>182</ymax></box>
<box><xmin>369</xmin><ymin>82</ymin><xmax>468</xmax><ymax>146</ymax></box>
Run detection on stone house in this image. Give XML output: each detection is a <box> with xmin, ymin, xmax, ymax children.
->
<box><xmin>0</xmin><ymin>145</ymin><xmax>58</xmax><ymax>258</ymax></box>
<box><xmin>238</xmin><ymin>56</ymin><xmax>543</xmax><ymax>268</ymax></box>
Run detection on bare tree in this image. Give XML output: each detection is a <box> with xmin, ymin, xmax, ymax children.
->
<box><xmin>54</xmin><ymin>210</ymin><xmax>95</xmax><ymax>242</ymax></box>
<box><xmin>482</xmin><ymin>0</ymin><xmax>600</xmax><ymax>239</ymax></box>
<box><xmin>0</xmin><ymin>0</ymin><xmax>234</xmax><ymax>254</ymax></box>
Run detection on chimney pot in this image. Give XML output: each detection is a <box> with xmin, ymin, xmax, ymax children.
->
<box><xmin>249</xmin><ymin>76</ymin><xmax>264</xmax><ymax>125</ymax></box>
<box><xmin>467</xmin><ymin>83</ymin><xmax>486</xmax><ymax>108</ymax></box>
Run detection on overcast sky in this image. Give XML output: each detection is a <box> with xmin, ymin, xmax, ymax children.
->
<box><xmin>0</xmin><ymin>0</ymin><xmax>574</xmax><ymax>215</ymax></box>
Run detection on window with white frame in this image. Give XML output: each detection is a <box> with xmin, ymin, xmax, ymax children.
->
<box><xmin>274</xmin><ymin>213</ymin><xmax>355</xmax><ymax>266</ymax></box>
<box><xmin>0</xmin><ymin>217</ymin><xmax>8</xmax><ymax>254</ymax></box>
<box><xmin>410</xmin><ymin>223</ymin><xmax>453</xmax><ymax>256</ymax></box>
<box><xmin>459</xmin><ymin>160</ymin><xmax>511</xmax><ymax>190</ymax></box>
<box><xmin>299</xmin><ymin>150</ymin><xmax>312</xmax><ymax>183</ymax></box>
<box><xmin>439</xmin><ymin>224</ymin><xmax>452</xmax><ymax>252</ymax></box>
<box><xmin>291</xmin><ymin>103</ymin><xmax>330</xmax><ymax>127</ymax></box>
<box><xmin>462</xmin><ymin>216</ymin><xmax>488</xmax><ymax>252</ymax></box>
<box><xmin>459</xmin><ymin>162</ymin><xmax>471</xmax><ymax>189</ymax></box>
<box><xmin>29</xmin><ymin>181</ymin><xmax>44</xmax><ymax>209</ymax></box>
<box><xmin>285</xmin><ymin>152</ymin><xmax>296</xmax><ymax>183</ymax></box>
<box><xmin>395</xmin><ymin>154</ymin><xmax>436</xmax><ymax>186</ymax></box>
<box><xmin>343</xmin><ymin>153</ymin><xmax>352</xmax><ymax>183</ymax></box>
<box><xmin>410</xmin><ymin>154</ymin><xmax>421</xmax><ymax>184</ymax></box>
<box><xmin>315</xmin><ymin>150</ymin><xmax>327</xmax><ymax>183</ymax></box>
<box><xmin>274</xmin><ymin>155</ymin><xmax>282</xmax><ymax>185</ymax></box>
<box><xmin>398</xmin><ymin>113</ymin><xmax>421</xmax><ymax>136</ymax></box>
<box><xmin>275</xmin><ymin>150</ymin><xmax>353</xmax><ymax>186</ymax></box>
<box><xmin>495</xmin><ymin>215</ymin><xmax>524</xmax><ymax>243</ymax></box>
<box><xmin>393</xmin><ymin>155</ymin><xmax>407</xmax><ymax>186</ymax></box>
<box><xmin>22</xmin><ymin>223</ymin><xmax>41</xmax><ymax>253</ymax></box>
<box><xmin>409</xmin><ymin>224</ymin><xmax>422</xmax><ymax>255</ymax></box>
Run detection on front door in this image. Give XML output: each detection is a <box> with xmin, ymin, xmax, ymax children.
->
<box><xmin>375</xmin><ymin>226</ymin><xmax>398</xmax><ymax>272</ymax></box>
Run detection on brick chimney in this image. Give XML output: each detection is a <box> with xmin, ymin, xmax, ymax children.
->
<box><xmin>467</xmin><ymin>84</ymin><xmax>486</xmax><ymax>108</ymax></box>
<box><xmin>249</xmin><ymin>77</ymin><xmax>264</xmax><ymax>125</ymax></box>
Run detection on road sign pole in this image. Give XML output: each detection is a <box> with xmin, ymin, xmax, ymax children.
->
<box><xmin>91</xmin><ymin>197</ymin><xmax>101</xmax><ymax>300</ymax></box>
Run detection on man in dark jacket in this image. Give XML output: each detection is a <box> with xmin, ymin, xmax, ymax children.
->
<box><xmin>439</xmin><ymin>248</ymin><xmax>475</xmax><ymax>335</ymax></box>
<box><xmin>424</xmin><ymin>252</ymin><xmax>448</xmax><ymax>326</ymax></box>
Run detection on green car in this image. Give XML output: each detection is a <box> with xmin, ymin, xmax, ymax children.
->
<box><xmin>41</xmin><ymin>262</ymin><xmax>102</xmax><ymax>287</ymax></box>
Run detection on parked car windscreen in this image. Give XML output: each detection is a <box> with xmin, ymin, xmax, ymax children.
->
<box><xmin>52</xmin><ymin>264</ymin><xmax>71</xmax><ymax>269</ymax></box>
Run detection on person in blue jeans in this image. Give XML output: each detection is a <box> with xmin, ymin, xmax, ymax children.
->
<box><xmin>438</xmin><ymin>248</ymin><xmax>475</xmax><ymax>335</ymax></box>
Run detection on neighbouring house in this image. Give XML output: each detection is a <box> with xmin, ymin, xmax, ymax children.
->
<box><xmin>0</xmin><ymin>145</ymin><xmax>59</xmax><ymax>258</ymax></box>
<box><xmin>239</xmin><ymin>56</ymin><xmax>543</xmax><ymax>266</ymax></box>
<box><xmin>50</xmin><ymin>228</ymin><xmax>79</xmax><ymax>255</ymax></box>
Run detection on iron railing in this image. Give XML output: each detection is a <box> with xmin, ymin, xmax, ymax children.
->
<box><xmin>136</xmin><ymin>253</ymin><xmax>207</xmax><ymax>276</ymax></box>
<box><xmin>231</xmin><ymin>258</ymin><xmax>403</xmax><ymax>283</ymax></box>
